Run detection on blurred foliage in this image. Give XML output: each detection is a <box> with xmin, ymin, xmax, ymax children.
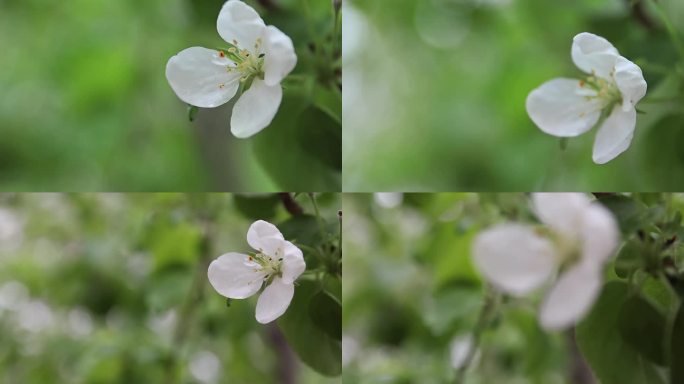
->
<box><xmin>343</xmin><ymin>193</ymin><xmax>684</xmax><ymax>383</ymax></box>
<box><xmin>343</xmin><ymin>0</ymin><xmax>684</xmax><ymax>191</ymax></box>
<box><xmin>0</xmin><ymin>193</ymin><xmax>341</xmax><ymax>383</ymax></box>
<box><xmin>0</xmin><ymin>0</ymin><xmax>340</xmax><ymax>191</ymax></box>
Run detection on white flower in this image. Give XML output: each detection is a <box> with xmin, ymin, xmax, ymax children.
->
<box><xmin>166</xmin><ymin>0</ymin><xmax>297</xmax><ymax>138</ymax></box>
<box><xmin>450</xmin><ymin>334</ymin><xmax>478</xmax><ymax>369</ymax></box>
<box><xmin>472</xmin><ymin>193</ymin><xmax>619</xmax><ymax>330</ymax></box>
<box><xmin>208</xmin><ymin>220</ymin><xmax>305</xmax><ymax>324</ymax></box>
<box><xmin>526</xmin><ymin>33</ymin><xmax>647</xmax><ymax>164</ymax></box>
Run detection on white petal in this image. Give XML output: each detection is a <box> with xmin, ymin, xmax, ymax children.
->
<box><xmin>571</xmin><ymin>32</ymin><xmax>619</xmax><ymax>79</ymax></box>
<box><xmin>450</xmin><ymin>334</ymin><xmax>475</xmax><ymax>369</ymax></box>
<box><xmin>592</xmin><ymin>107</ymin><xmax>636</xmax><ymax>164</ymax></box>
<box><xmin>532</xmin><ymin>193</ymin><xmax>591</xmax><ymax>242</ymax></box>
<box><xmin>247</xmin><ymin>220</ymin><xmax>284</xmax><ymax>256</ymax></box>
<box><xmin>217</xmin><ymin>0</ymin><xmax>266</xmax><ymax>51</ymax></box>
<box><xmin>165</xmin><ymin>47</ymin><xmax>241</xmax><ymax>108</ymax></box>
<box><xmin>581</xmin><ymin>203</ymin><xmax>619</xmax><ymax>265</ymax></box>
<box><xmin>207</xmin><ymin>252</ymin><xmax>265</xmax><ymax>299</ymax></box>
<box><xmin>539</xmin><ymin>264</ymin><xmax>602</xmax><ymax>330</ymax></box>
<box><xmin>262</xmin><ymin>26</ymin><xmax>297</xmax><ymax>86</ymax></box>
<box><xmin>614</xmin><ymin>56</ymin><xmax>647</xmax><ymax>111</ymax></box>
<box><xmin>526</xmin><ymin>78</ymin><xmax>603</xmax><ymax>137</ymax></box>
<box><xmin>255</xmin><ymin>277</ymin><xmax>294</xmax><ymax>324</ymax></box>
<box><xmin>230</xmin><ymin>79</ymin><xmax>282</xmax><ymax>138</ymax></box>
<box><xmin>281</xmin><ymin>241</ymin><xmax>305</xmax><ymax>284</ymax></box>
<box><xmin>473</xmin><ymin>223</ymin><xmax>557</xmax><ymax>296</ymax></box>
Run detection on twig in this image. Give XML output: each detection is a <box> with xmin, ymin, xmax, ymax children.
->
<box><xmin>278</xmin><ymin>193</ymin><xmax>304</xmax><ymax>216</ymax></box>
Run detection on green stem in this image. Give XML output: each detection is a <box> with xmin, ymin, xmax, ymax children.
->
<box><xmin>647</xmin><ymin>0</ymin><xmax>684</xmax><ymax>61</ymax></box>
<box><xmin>454</xmin><ymin>288</ymin><xmax>500</xmax><ymax>383</ymax></box>
<box><xmin>308</xmin><ymin>193</ymin><xmax>328</xmax><ymax>249</ymax></box>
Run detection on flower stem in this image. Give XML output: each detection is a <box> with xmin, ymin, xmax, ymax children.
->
<box><xmin>454</xmin><ymin>288</ymin><xmax>500</xmax><ymax>383</ymax></box>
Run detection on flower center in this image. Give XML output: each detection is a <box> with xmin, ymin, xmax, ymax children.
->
<box><xmin>248</xmin><ymin>250</ymin><xmax>283</xmax><ymax>282</ymax></box>
<box><xmin>220</xmin><ymin>38</ymin><xmax>265</xmax><ymax>85</ymax></box>
<box><xmin>578</xmin><ymin>75</ymin><xmax>622</xmax><ymax>110</ymax></box>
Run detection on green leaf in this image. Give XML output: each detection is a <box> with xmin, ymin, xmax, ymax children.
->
<box><xmin>417</xmin><ymin>224</ymin><xmax>480</xmax><ymax>287</ymax></box>
<box><xmin>614</xmin><ymin>240</ymin><xmax>645</xmax><ymax>278</ymax></box>
<box><xmin>671</xmin><ymin>303</ymin><xmax>684</xmax><ymax>383</ymax></box>
<box><xmin>278</xmin><ymin>280</ymin><xmax>341</xmax><ymax>376</ymax></box>
<box><xmin>308</xmin><ymin>290</ymin><xmax>342</xmax><ymax>340</ymax></box>
<box><xmin>252</xmin><ymin>90</ymin><xmax>340</xmax><ymax>190</ymax></box>
<box><xmin>617</xmin><ymin>295</ymin><xmax>667</xmax><ymax>365</ymax></box>
<box><xmin>576</xmin><ymin>281</ymin><xmax>665</xmax><ymax>384</ymax></box>
<box><xmin>232</xmin><ymin>194</ymin><xmax>280</xmax><ymax>221</ymax></box>
<box><xmin>312</xmin><ymin>84</ymin><xmax>341</xmax><ymax>124</ymax></box>
<box><xmin>296</xmin><ymin>106</ymin><xmax>341</xmax><ymax>171</ymax></box>
<box><xmin>278</xmin><ymin>215</ymin><xmax>323</xmax><ymax>248</ymax></box>
<box><xmin>595</xmin><ymin>195</ymin><xmax>647</xmax><ymax>234</ymax></box>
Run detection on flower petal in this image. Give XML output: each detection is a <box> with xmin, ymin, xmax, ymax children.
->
<box><xmin>614</xmin><ymin>56</ymin><xmax>647</xmax><ymax>111</ymax></box>
<box><xmin>539</xmin><ymin>264</ymin><xmax>602</xmax><ymax>330</ymax></box>
<box><xmin>255</xmin><ymin>277</ymin><xmax>294</xmax><ymax>324</ymax></box>
<box><xmin>165</xmin><ymin>47</ymin><xmax>241</xmax><ymax>108</ymax></box>
<box><xmin>217</xmin><ymin>0</ymin><xmax>266</xmax><ymax>51</ymax></box>
<box><xmin>526</xmin><ymin>78</ymin><xmax>603</xmax><ymax>137</ymax></box>
<box><xmin>247</xmin><ymin>220</ymin><xmax>284</xmax><ymax>256</ymax></box>
<box><xmin>473</xmin><ymin>223</ymin><xmax>557</xmax><ymax>296</ymax></box>
<box><xmin>532</xmin><ymin>193</ymin><xmax>591</xmax><ymax>242</ymax></box>
<box><xmin>207</xmin><ymin>252</ymin><xmax>265</xmax><ymax>299</ymax></box>
<box><xmin>571</xmin><ymin>32</ymin><xmax>619</xmax><ymax>79</ymax></box>
<box><xmin>262</xmin><ymin>26</ymin><xmax>297</xmax><ymax>86</ymax></box>
<box><xmin>230</xmin><ymin>79</ymin><xmax>282</xmax><ymax>138</ymax></box>
<box><xmin>592</xmin><ymin>107</ymin><xmax>636</xmax><ymax>164</ymax></box>
<box><xmin>581</xmin><ymin>203</ymin><xmax>619</xmax><ymax>265</ymax></box>
<box><xmin>281</xmin><ymin>241</ymin><xmax>305</xmax><ymax>284</ymax></box>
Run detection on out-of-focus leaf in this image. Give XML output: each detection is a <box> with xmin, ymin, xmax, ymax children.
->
<box><xmin>595</xmin><ymin>194</ymin><xmax>647</xmax><ymax>234</ymax></box>
<box><xmin>418</xmin><ymin>224</ymin><xmax>480</xmax><ymax>287</ymax></box>
<box><xmin>252</xmin><ymin>91</ymin><xmax>340</xmax><ymax>190</ymax></box>
<box><xmin>671</xmin><ymin>303</ymin><xmax>684</xmax><ymax>383</ymax></box>
<box><xmin>308</xmin><ymin>289</ymin><xmax>342</xmax><ymax>340</ymax></box>
<box><xmin>617</xmin><ymin>295</ymin><xmax>667</xmax><ymax>365</ymax></box>
<box><xmin>278</xmin><ymin>214</ymin><xmax>326</xmax><ymax>247</ymax></box>
<box><xmin>278</xmin><ymin>280</ymin><xmax>341</xmax><ymax>376</ymax></box>
<box><xmin>614</xmin><ymin>239</ymin><xmax>645</xmax><ymax>278</ymax></box>
<box><xmin>296</xmin><ymin>106</ymin><xmax>341</xmax><ymax>171</ymax></box>
<box><xmin>576</xmin><ymin>281</ymin><xmax>665</xmax><ymax>384</ymax></box>
<box><xmin>233</xmin><ymin>194</ymin><xmax>280</xmax><ymax>220</ymax></box>
<box><xmin>312</xmin><ymin>84</ymin><xmax>341</xmax><ymax>124</ymax></box>
<box><xmin>144</xmin><ymin>221</ymin><xmax>202</xmax><ymax>271</ymax></box>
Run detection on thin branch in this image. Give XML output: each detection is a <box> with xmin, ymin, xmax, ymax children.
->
<box><xmin>278</xmin><ymin>193</ymin><xmax>304</xmax><ymax>216</ymax></box>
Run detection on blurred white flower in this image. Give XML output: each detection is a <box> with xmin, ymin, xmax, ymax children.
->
<box><xmin>189</xmin><ymin>350</ymin><xmax>221</xmax><ymax>384</ymax></box>
<box><xmin>0</xmin><ymin>208</ymin><xmax>23</xmax><ymax>251</ymax></box>
<box><xmin>67</xmin><ymin>307</ymin><xmax>94</xmax><ymax>338</ymax></box>
<box><xmin>473</xmin><ymin>193</ymin><xmax>619</xmax><ymax>330</ymax></box>
<box><xmin>450</xmin><ymin>334</ymin><xmax>478</xmax><ymax>369</ymax></box>
<box><xmin>208</xmin><ymin>220</ymin><xmax>305</xmax><ymax>324</ymax></box>
<box><xmin>526</xmin><ymin>33</ymin><xmax>647</xmax><ymax>164</ymax></box>
<box><xmin>147</xmin><ymin>309</ymin><xmax>177</xmax><ymax>342</ymax></box>
<box><xmin>373</xmin><ymin>192</ymin><xmax>403</xmax><ymax>208</ymax></box>
<box><xmin>17</xmin><ymin>300</ymin><xmax>55</xmax><ymax>333</ymax></box>
<box><xmin>0</xmin><ymin>280</ymin><xmax>28</xmax><ymax>312</ymax></box>
<box><xmin>166</xmin><ymin>0</ymin><xmax>296</xmax><ymax>138</ymax></box>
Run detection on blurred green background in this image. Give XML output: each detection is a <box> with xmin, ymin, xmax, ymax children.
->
<box><xmin>343</xmin><ymin>0</ymin><xmax>684</xmax><ymax>191</ymax></box>
<box><xmin>343</xmin><ymin>193</ymin><xmax>581</xmax><ymax>383</ymax></box>
<box><xmin>0</xmin><ymin>0</ymin><xmax>341</xmax><ymax>191</ymax></box>
<box><xmin>0</xmin><ymin>193</ymin><xmax>340</xmax><ymax>383</ymax></box>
